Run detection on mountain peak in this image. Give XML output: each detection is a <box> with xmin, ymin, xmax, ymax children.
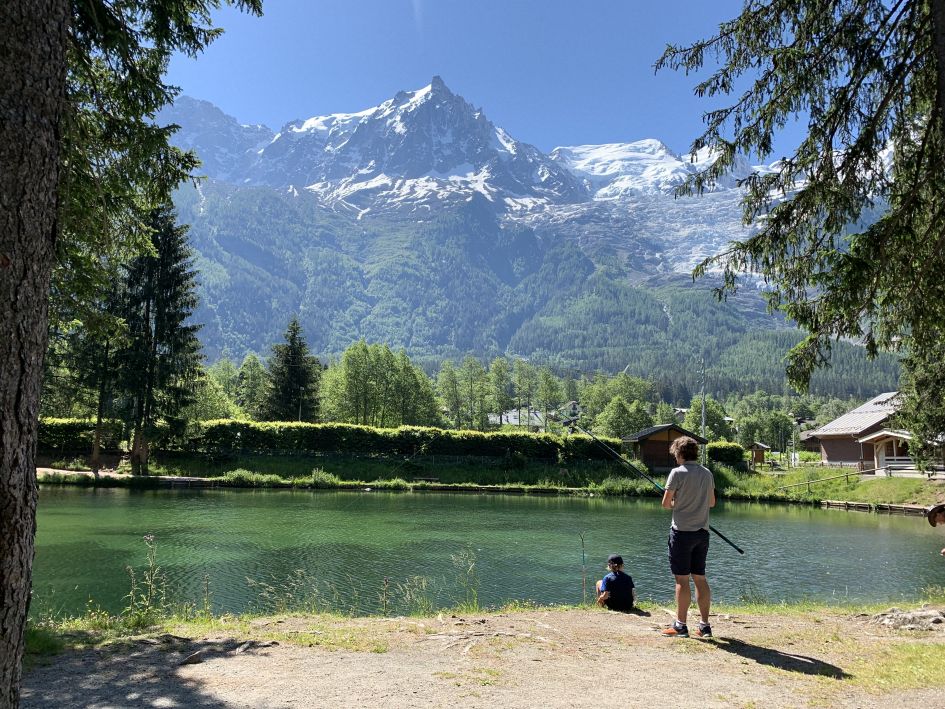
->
<box><xmin>430</xmin><ymin>75</ymin><xmax>449</xmax><ymax>93</ymax></box>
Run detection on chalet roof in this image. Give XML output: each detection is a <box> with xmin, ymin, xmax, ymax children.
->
<box><xmin>814</xmin><ymin>392</ymin><xmax>900</xmax><ymax>437</ymax></box>
<box><xmin>799</xmin><ymin>430</ymin><xmax>820</xmax><ymax>441</ymax></box>
<box><xmin>621</xmin><ymin>424</ymin><xmax>708</xmax><ymax>444</ymax></box>
<box><xmin>857</xmin><ymin>428</ymin><xmax>912</xmax><ymax>444</ymax></box>
<box><xmin>751</xmin><ymin>442</ymin><xmax>771</xmax><ymax>450</ymax></box>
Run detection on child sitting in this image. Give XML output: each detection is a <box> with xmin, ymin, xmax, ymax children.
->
<box><xmin>596</xmin><ymin>554</ymin><xmax>636</xmax><ymax>612</ymax></box>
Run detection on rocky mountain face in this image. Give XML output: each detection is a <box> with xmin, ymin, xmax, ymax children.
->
<box><xmin>159</xmin><ymin>79</ymin><xmax>898</xmax><ymax>397</ymax></box>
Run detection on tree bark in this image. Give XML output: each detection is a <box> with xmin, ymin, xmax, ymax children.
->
<box><xmin>0</xmin><ymin>2</ymin><xmax>68</xmax><ymax>706</ymax></box>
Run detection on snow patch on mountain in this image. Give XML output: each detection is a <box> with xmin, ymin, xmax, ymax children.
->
<box><xmin>550</xmin><ymin>140</ymin><xmax>772</xmax><ymax>199</ymax></box>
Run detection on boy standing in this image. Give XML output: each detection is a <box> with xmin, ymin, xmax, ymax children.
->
<box><xmin>596</xmin><ymin>554</ymin><xmax>636</xmax><ymax>612</ymax></box>
<box><xmin>660</xmin><ymin>436</ymin><xmax>715</xmax><ymax>638</ymax></box>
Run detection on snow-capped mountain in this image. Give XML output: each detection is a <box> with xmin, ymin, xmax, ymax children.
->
<box><xmin>161</xmin><ymin>96</ymin><xmax>274</xmax><ymax>182</ymax></box>
<box><xmin>166</xmin><ymin>77</ymin><xmax>587</xmax><ymax>214</ymax></box>
<box><xmin>159</xmin><ymin>80</ymin><xmax>899</xmax><ymax>395</ymax></box>
<box><xmin>550</xmin><ymin>140</ymin><xmax>763</xmax><ymax>199</ymax></box>
<box><xmin>160</xmin><ymin>79</ymin><xmax>782</xmax><ymax>276</ymax></box>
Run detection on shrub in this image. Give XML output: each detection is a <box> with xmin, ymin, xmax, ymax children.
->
<box><xmin>709</xmin><ymin>462</ymin><xmax>742</xmax><ymax>491</ymax></box>
<box><xmin>187</xmin><ymin>420</ymin><xmax>620</xmax><ymax>462</ymax></box>
<box><xmin>590</xmin><ymin>476</ymin><xmax>655</xmax><ymax>496</ymax></box>
<box><xmin>707</xmin><ymin>441</ymin><xmax>745</xmax><ymax>466</ymax></box>
<box><xmin>309</xmin><ymin>468</ymin><xmax>343</xmax><ymax>489</ymax></box>
<box><xmin>369</xmin><ymin>477</ymin><xmax>410</xmax><ymax>490</ymax></box>
<box><xmin>219</xmin><ymin>469</ymin><xmax>286</xmax><ymax>487</ymax></box>
<box><xmin>38</xmin><ymin>418</ymin><xmax>123</xmax><ymax>453</ymax></box>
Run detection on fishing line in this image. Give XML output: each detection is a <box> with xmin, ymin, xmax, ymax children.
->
<box><xmin>544</xmin><ymin>410</ymin><xmax>745</xmax><ymax>555</ymax></box>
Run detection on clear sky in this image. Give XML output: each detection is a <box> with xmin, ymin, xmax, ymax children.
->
<box><xmin>167</xmin><ymin>0</ymin><xmax>801</xmax><ymax>156</ymax></box>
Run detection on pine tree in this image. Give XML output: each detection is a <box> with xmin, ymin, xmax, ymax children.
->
<box><xmin>116</xmin><ymin>204</ymin><xmax>202</xmax><ymax>474</ymax></box>
<box><xmin>658</xmin><ymin>0</ymin><xmax>945</xmax><ymax>456</ymax></box>
<box><xmin>262</xmin><ymin>318</ymin><xmax>321</xmax><ymax>422</ymax></box>
<box><xmin>1</xmin><ymin>0</ymin><xmax>262</xmax><ymax>700</ymax></box>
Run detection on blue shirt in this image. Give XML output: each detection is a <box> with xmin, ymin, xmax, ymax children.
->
<box><xmin>600</xmin><ymin>570</ymin><xmax>635</xmax><ymax>610</ymax></box>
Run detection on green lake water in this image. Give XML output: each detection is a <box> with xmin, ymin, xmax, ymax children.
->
<box><xmin>33</xmin><ymin>486</ymin><xmax>945</xmax><ymax>616</ymax></box>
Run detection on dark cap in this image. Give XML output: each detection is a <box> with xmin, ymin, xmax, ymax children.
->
<box><xmin>607</xmin><ymin>554</ymin><xmax>623</xmax><ymax>566</ymax></box>
<box><xmin>927</xmin><ymin>503</ymin><xmax>945</xmax><ymax>527</ymax></box>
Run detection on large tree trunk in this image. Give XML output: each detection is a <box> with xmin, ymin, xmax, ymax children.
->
<box><xmin>0</xmin><ymin>2</ymin><xmax>68</xmax><ymax>706</ymax></box>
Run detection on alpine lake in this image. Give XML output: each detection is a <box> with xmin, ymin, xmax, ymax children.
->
<box><xmin>33</xmin><ymin>486</ymin><xmax>945</xmax><ymax>617</ymax></box>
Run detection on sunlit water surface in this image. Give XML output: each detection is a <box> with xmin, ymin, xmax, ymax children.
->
<box><xmin>33</xmin><ymin>486</ymin><xmax>945</xmax><ymax>615</ymax></box>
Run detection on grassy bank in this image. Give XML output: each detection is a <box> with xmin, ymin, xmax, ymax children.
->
<box><xmin>714</xmin><ymin>464</ymin><xmax>945</xmax><ymax>506</ymax></box>
<box><xmin>38</xmin><ymin>455</ymin><xmax>945</xmax><ymax>507</ymax></box>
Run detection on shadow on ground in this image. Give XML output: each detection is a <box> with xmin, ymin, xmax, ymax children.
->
<box><xmin>711</xmin><ymin>637</ymin><xmax>850</xmax><ymax>679</ymax></box>
<box><xmin>22</xmin><ymin>635</ymin><xmax>275</xmax><ymax>708</ymax></box>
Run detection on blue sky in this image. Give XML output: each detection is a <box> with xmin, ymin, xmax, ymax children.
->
<box><xmin>168</xmin><ymin>1</ymin><xmax>801</xmax><ymax>156</ymax></box>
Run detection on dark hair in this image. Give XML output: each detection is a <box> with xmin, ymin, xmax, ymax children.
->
<box><xmin>670</xmin><ymin>436</ymin><xmax>700</xmax><ymax>462</ymax></box>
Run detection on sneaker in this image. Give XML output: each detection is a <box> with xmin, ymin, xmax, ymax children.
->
<box><xmin>661</xmin><ymin>621</ymin><xmax>689</xmax><ymax>638</ymax></box>
<box><xmin>694</xmin><ymin>622</ymin><xmax>712</xmax><ymax>638</ymax></box>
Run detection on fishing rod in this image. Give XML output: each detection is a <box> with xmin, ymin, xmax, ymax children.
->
<box><xmin>551</xmin><ymin>413</ymin><xmax>745</xmax><ymax>556</ymax></box>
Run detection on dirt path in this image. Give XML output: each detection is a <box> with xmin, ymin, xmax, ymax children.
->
<box><xmin>21</xmin><ymin>607</ymin><xmax>945</xmax><ymax>708</ymax></box>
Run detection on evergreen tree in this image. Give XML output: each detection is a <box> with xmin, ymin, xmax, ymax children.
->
<box><xmin>1</xmin><ymin>0</ymin><xmax>262</xmax><ymax>699</ymax></box>
<box><xmin>262</xmin><ymin>318</ymin><xmax>320</xmax><ymax>422</ymax></box>
<box><xmin>116</xmin><ymin>204</ymin><xmax>202</xmax><ymax>474</ymax></box>
<box><xmin>658</xmin><ymin>0</ymin><xmax>945</xmax><ymax>453</ymax></box>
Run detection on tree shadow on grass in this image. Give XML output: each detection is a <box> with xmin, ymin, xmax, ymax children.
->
<box><xmin>710</xmin><ymin>637</ymin><xmax>851</xmax><ymax>679</ymax></box>
<box><xmin>22</xmin><ymin>634</ymin><xmax>276</xmax><ymax>708</ymax></box>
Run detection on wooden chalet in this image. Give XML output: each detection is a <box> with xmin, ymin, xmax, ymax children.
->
<box><xmin>857</xmin><ymin>429</ymin><xmax>913</xmax><ymax>474</ymax></box>
<box><xmin>621</xmin><ymin>424</ymin><xmax>708</xmax><ymax>472</ymax></box>
<box><xmin>812</xmin><ymin>392</ymin><xmax>900</xmax><ymax>467</ymax></box>
<box><xmin>798</xmin><ymin>429</ymin><xmax>821</xmax><ymax>453</ymax></box>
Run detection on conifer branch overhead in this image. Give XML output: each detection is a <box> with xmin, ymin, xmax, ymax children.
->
<box><xmin>660</xmin><ymin>0</ymin><xmax>945</xmax><ymax>462</ymax></box>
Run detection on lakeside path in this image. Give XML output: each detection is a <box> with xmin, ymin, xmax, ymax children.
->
<box><xmin>21</xmin><ymin>606</ymin><xmax>945</xmax><ymax>708</ymax></box>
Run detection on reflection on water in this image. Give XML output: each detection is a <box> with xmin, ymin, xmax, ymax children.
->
<box><xmin>33</xmin><ymin>486</ymin><xmax>945</xmax><ymax>615</ymax></box>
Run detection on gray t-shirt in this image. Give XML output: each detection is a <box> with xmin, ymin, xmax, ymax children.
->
<box><xmin>665</xmin><ymin>462</ymin><xmax>715</xmax><ymax>531</ymax></box>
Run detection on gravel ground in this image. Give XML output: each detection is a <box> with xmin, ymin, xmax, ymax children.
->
<box><xmin>21</xmin><ymin>606</ymin><xmax>945</xmax><ymax>708</ymax></box>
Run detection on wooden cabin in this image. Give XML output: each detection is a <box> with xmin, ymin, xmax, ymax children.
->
<box><xmin>621</xmin><ymin>424</ymin><xmax>708</xmax><ymax>472</ymax></box>
<box><xmin>749</xmin><ymin>442</ymin><xmax>771</xmax><ymax>467</ymax></box>
<box><xmin>812</xmin><ymin>392</ymin><xmax>900</xmax><ymax>466</ymax></box>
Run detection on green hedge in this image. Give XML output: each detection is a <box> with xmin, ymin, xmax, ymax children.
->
<box><xmin>37</xmin><ymin>417</ymin><xmax>623</xmax><ymax>463</ymax></box>
<box><xmin>188</xmin><ymin>420</ymin><xmax>617</xmax><ymax>461</ymax></box>
<box><xmin>38</xmin><ymin>418</ymin><xmax>123</xmax><ymax>453</ymax></box>
<box><xmin>707</xmin><ymin>441</ymin><xmax>746</xmax><ymax>466</ymax></box>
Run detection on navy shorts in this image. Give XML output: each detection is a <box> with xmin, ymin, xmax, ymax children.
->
<box><xmin>668</xmin><ymin>528</ymin><xmax>710</xmax><ymax>576</ymax></box>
